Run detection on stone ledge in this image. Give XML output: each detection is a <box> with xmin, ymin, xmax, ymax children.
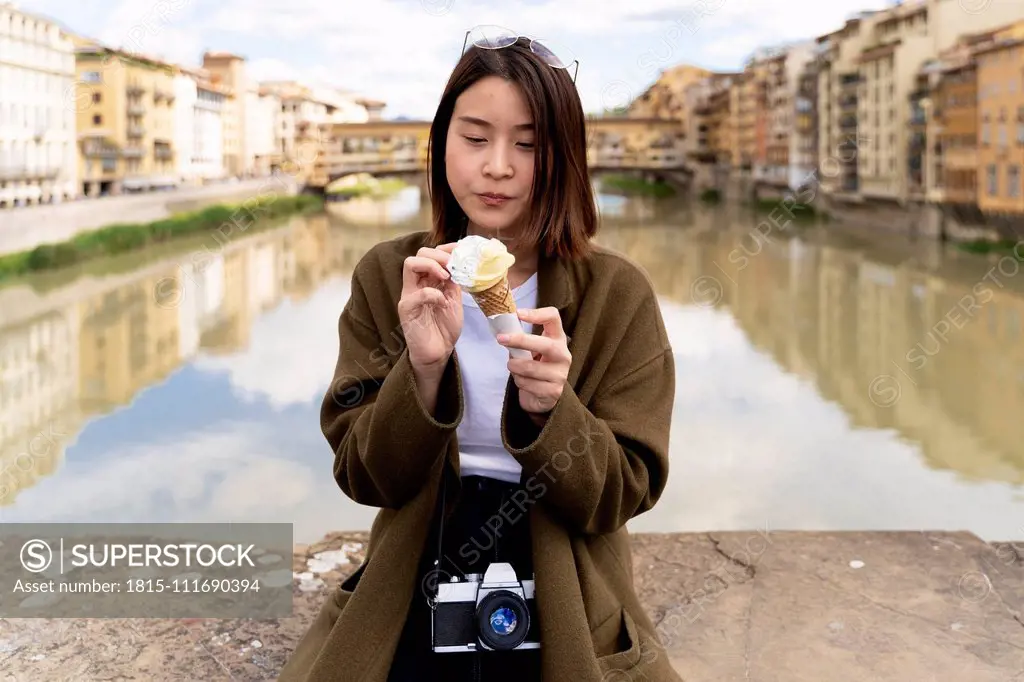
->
<box><xmin>0</xmin><ymin>531</ymin><xmax>1020</xmax><ymax>681</ymax></box>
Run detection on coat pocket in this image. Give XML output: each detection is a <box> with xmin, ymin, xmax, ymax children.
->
<box><xmin>594</xmin><ymin>607</ymin><xmax>643</xmax><ymax>675</ymax></box>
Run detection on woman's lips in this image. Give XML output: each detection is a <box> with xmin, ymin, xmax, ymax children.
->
<box><xmin>477</xmin><ymin>193</ymin><xmax>511</xmax><ymax>206</ymax></box>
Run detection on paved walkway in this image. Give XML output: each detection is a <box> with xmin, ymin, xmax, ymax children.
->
<box><xmin>0</xmin><ymin>531</ymin><xmax>1020</xmax><ymax>680</ymax></box>
<box><xmin>0</xmin><ymin>177</ymin><xmax>297</xmax><ymax>257</ymax></box>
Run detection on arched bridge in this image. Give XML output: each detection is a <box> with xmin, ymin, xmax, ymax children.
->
<box><xmin>295</xmin><ymin>117</ymin><xmax>691</xmax><ymax>190</ymax></box>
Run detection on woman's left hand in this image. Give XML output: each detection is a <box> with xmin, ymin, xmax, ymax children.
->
<box><xmin>497</xmin><ymin>307</ymin><xmax>572</xmax><ymax>421</ymax></box>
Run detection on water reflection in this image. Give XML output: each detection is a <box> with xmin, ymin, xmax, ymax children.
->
<box><xmin>1</xmin><ymin>199</ymin><xmax>1022</xmax><ymax>543</ymax></box>
<box><xmin>325</xmin><ymin>185</ymin><xmax>423</xmax><ymax>225</ymax></box>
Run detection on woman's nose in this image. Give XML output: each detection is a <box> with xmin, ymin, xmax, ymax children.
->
<box><xmin>484</xmin><ymin>147</ymin><xmax>513</xmax><ymax>178</ymax></box>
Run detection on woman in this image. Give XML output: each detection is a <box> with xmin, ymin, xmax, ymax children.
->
<box><xmin>278</xmin><ymin>26</ymin><xmax>680</xmax><ymax>682</ymax></box>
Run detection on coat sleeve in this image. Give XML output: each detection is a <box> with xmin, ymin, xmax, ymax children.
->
<box><xmin>500</xmin><ymin>292</ymin><xmax>674</xmax><ymax>536</ymax></box>
<box><xmin>320</xmin><ymin>258</ymin><xmax>464</xmax><ymax>509</ymax></box>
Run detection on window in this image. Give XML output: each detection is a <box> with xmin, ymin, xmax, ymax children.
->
<box><xmin>982</xmin><ymin>122</ymin><xmax>990</xmax><ymax>145</ymax></box>
<box><xmin>988</xmin><ymin>164</ymin><xmax>998</xmax><ymax>196</ymax></box>
<box><xmin>1018</xmin><ymin>123</ymin><xmax>1024</xmax><ymax>144</ymax></box>
<box><xmin>92</xmin><ymin>114</ymin><xmax>101</xmax><ymax>125</ymax></box>
<box><xmin>91</xmin><ymin>92</ymin><xmax>100</xmax><ymax>104</ymax></box>
<box><xmin>81</xmin><ymin>71</ymin><xmax>100</xmax><ymax>83</ymax></box>
<box><xmin>1000</xmin><ymin>125</ymin><xmax>1008</xmax><ymax>148</ymax></box>
<box><xmin>1009</xmin><ymin>165</ymin><xmax>1020</xmax><ymax>198</ymax></box>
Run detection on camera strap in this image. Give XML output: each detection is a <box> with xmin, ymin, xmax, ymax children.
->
<box><xmin>428</xmin><ymin>463</ymin><xmax>448</xmax><ymax>610</ymax></box>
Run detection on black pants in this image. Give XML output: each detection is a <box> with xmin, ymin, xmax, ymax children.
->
<box><xmin>387</xmin><ymin>475</ymin><xmax>542</xmax><ymax>681</ymax></box>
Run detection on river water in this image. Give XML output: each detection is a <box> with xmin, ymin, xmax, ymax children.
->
<box><xmin>1</xmin><ymin>186</ymin><xmax>1022</xmax><ymax>544</ymax></box>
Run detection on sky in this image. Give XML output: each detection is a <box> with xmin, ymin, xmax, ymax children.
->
<box><xmin>18</xmin><ymin>0</ymin><xmax>892</xmax><ymax>119</ymax></box>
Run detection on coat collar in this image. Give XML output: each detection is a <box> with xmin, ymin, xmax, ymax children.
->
<box><xmin>535</xmin><ymin>249</ymin><xmax>573</xmax><ymax>311</ymax></box>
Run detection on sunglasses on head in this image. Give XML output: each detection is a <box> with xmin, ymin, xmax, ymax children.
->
<box><xmin>461</xmin><ymin>24</ymin><xmax>580</xmax><ymax>85</ymax></box>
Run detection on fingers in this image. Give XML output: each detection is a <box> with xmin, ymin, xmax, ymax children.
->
<box><xmin>403</xmin><ymin>256</ymin><xmax>450</xmax><ymax>291</ymax></box>
<box><xmin>418</xmin><ymin>245</ymin><xmax>453</xmax><ymax>266</ymax></box>
<box><xmin>512</xmin><ymin>374</ymin><xmax>555</xmax><ymax>398</ymax></box>
<box><xmin>400</xmin><ymin>286</ymin><xmax>448</xmax><ymax>311</ymax></box>
<box><xmin>516</xmin><ymin>307</ymin><xmax>564</xmax><ymax>337</ymax></box>
<box><xmin>435</xmin><ymin>242</ymin><xmax>458</xmax><ymax>253</ymax></box>
<box><xmin>497</xmin><ymin>332</ymin><xmax>570</xmax><ymax>362</ymax></box>
<box><xmin>507</xmin><ymin>358</ymin><xmax>566</xmax><ymax>383</ymax></box>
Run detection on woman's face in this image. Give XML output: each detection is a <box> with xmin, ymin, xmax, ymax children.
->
<box><xmin>445</xmin><ymin>75</ymin><xmax>536</xmax><ymax>241</ymax></box>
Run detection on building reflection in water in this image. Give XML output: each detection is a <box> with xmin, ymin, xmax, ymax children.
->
<box><xmin>0</xmin><ymin>201</ymin><xmax>1022</xmax><ymax>542</ymax></box>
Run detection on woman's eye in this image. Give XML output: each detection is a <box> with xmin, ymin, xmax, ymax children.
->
<box><xmin>464</xmin><ymin>136</ymin><xmax>485</xmax><ymax>144</ymax></box>
<box><xmin>518</xmin><ymin>142</ymin><xmax>535</xmax><ymax>149</ymax></box>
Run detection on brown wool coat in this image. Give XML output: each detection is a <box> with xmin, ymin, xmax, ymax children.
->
<box><xmin>277</xmin><ymin>231</ymin><xmax>682</xmax><ymax>682</ymax></box>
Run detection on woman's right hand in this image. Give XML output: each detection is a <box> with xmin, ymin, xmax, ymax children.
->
<box><xmin>398</xmin><ymin>244</ymin><xmax>463</xmax><ymax>378</ymax></box>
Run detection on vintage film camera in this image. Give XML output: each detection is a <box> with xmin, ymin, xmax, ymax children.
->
<box><xmin>428</xmin><ymin>473</ymin><xmax>540</xmax><ymax>653</ymax></box>
<box><xmin>431</xmin><ymin>561</ymin><xmax>541</xmax><ymax>653</ymax></box>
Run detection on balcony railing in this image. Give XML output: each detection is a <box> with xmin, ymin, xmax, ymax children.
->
<box><xmin>127</xmin><ymin>83</ymin><xmax>145</xmax><ymax>96</ymax></box>
<box><xmin>127</xmin><ymin>103</ymin><xmax>146</xmax><ymax>116</ymax></box>
<box><xmin>152</xmin><ymin>88</ymin><xmax>175</xmax><ymax>103</ymax></box>
<box><xmin>81</xmin><ymin>139</ymin><xmax>119</xmax><ymax>158</ymax></box>
<box><xmin>154</xmin><ymin>146</ymin><xmax>174</xmax><ymax>160</ymax></box>
<box><xmin>0</xmin><ymin>166</ymin><xmax>61</xmax><ymax>181</ymax></box>
<box><xmin>944</xmin><ymin>147</ymin><xmax>978</xmax><ymax>168</ymax></box>
<box><xmin>122</xmin><ymin>146</ymin><xmax>145</xmax><ymax>158</ymax></box>
<box><xmin>127</xmin><ymin>125</ymin><xmax>145</xmax><ymax>138</ymax></box>
<box><xmin>329</xmin><ymin>159</ymin><xmax>424</xmax><ymax>173</ymax></box>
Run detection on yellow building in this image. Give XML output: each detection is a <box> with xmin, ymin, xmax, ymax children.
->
<box><xmin>685</xmin><ymin>73</ymin><xmax>736</xmax><ymax>165</ymax></box>
<box><xmin>202</xmin><ymin>51</ymin><xmax>248</xmax><ymax>177</ymax></box>
<box><xmin>975</xmin><ymin>21</ymin><xmax>1024</xmax><ymax>214</ymax></box>
<box><xmin>74</xmin><ymin>45</ymin><xmax>178</xmax><ymax>196</ymax></box>
<box><xmin>628</xmin><ymin>64</ymin><xmax>713</xmax><ymax>123</ymax></box>
<box><xmin>731</xmin><ymin>70</ymin><xmax>758</xmax><ymax>171</ymax></box>
<box><xmin>854</xmin><ymin>2</ymin><xmax>932</xmax><ymax>201</ymax></box>
<box><xmin>76</xmin><ymin>274</ymin><xmax>181</xmax><ymax>413</ymax></box>
<box><xmin>816</xmin><ymin>14</ymin><xmax>878</xmax><ymax>197</ymax></box>
<box><xmin>728</xmin><ymin>81</ymin><xmax>743</xmax><ymax>169</ymax></box>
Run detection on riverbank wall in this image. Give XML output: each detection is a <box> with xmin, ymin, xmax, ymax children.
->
<box><xmin>818</xmin><ymin>195</ymin><xmax>1019</xmax><ymax>244</ymax></box>
<box><xmin>0</xmin><ymin>176</ymin><xmax>299</xmax><ymax>258</ymax></box>
<box><xmin>1</xmin><ymin>530</ymin><xmax>1020</xmax><ymax>681</ymax></box>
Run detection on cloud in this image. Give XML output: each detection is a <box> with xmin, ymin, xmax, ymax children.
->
<box><xmin>628</xmin><ymin>300</ymin><xmax>1024</xmax><ymax>541</ymax></box>
<box><xmin>0</xmin><ymin>419</ymin><xmax>380</xmax><ymax>541</ymax></box>
<box><xmin>22</xmin><ymin>0</ymin><xmax>900</xmax><ymax>118</ymax></box>
<box><xmin>192</xmin><ymin>276</ymin><xmax>351</xmax><ymax>410</ymax></box>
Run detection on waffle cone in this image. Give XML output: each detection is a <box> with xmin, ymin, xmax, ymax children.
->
<box><xmin>471</xmin><ymin>276</ymin><xmax>516</xmax><ymax>317</ymax></box>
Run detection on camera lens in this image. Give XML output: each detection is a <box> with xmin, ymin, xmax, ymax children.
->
<box><xmin>489</xmin><ymin>606</ymin><xmax>518</xmax><ymax>635</ymax></box>
<box><xmin>476</xmin><ymin>590</ymin><xmax>530</xmax><ymax>651</ymax></box>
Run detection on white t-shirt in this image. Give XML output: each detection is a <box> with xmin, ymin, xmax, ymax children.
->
<box><xmin>455</xmin><ymin>272</ymin><xmax>539</xmax><ymax>483</ymax></box>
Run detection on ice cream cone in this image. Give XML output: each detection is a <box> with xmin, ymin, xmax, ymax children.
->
<box><xmin>471</xmin><ymin>275</ymin><xmax>516</xmax><ymax>317</ymax></box>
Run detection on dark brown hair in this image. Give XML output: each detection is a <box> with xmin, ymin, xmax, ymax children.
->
<box><xmin>426</xmin><ymin>38</ymin><xmax>597</xmax><ymax>260</ymax></box>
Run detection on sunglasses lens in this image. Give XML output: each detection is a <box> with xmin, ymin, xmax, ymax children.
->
<box><xmin>470</xmin><ymin>25</ymin><xmax>517</xmax><ymax>49</ymax></box>
<box><xmin>530</xmin><ymin>38</ymin><xmax>576</xmax><ymax>70</ymax></box>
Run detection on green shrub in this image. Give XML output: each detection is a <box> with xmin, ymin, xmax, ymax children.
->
<box><xmin>958</xmin><ymin>238</ymin><xmax>1022</xmax><ymax>256</ymax></box>
<box><xmin>26</xmin><ymin>243</ymin><xmax>80</xmax><ymax>269</ymax></box>
<box><xmin>0</xmin><ymin>192</ymin><xmax>324</xmax><ymax>282</ymax></box>
<box><xmin>700</xmin><ymin>188</ymin><xmax>721</xmax><ymax>203</ymax></box>
<box><xmin>601</xmin><ymin>174</ymin><xmax>676</xmax><ymax>198</ymax></box>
